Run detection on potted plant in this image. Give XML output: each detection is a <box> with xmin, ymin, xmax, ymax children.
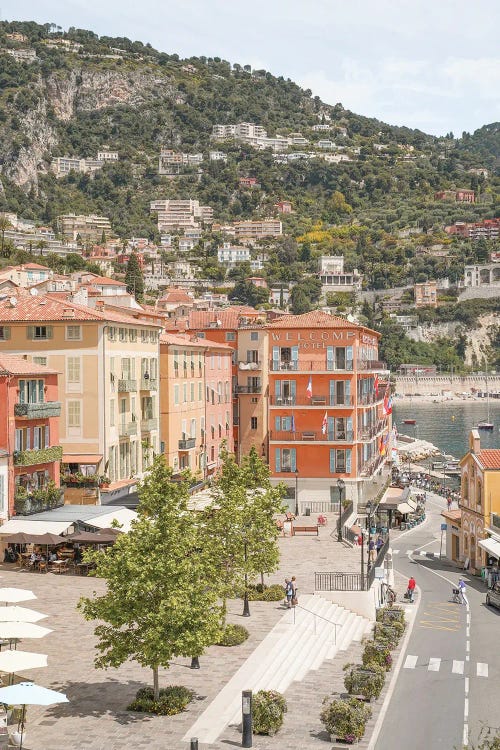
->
<box><xmin>252</xmin><ymin>690</ymin><xmax>287</xmax><ymax>735</ymax></box>
<box><xmin>320</xmin><ymin>696</ymin><xmax>372</xmax><ymax>744</ymax></box>
<box><xmin>344</xmin><ymin>663</ymin><xmax>385</xmax><ymax>701</ymax></box>
<box><xmin>362</xmin><ymin>641</ymin><xmax>392</xmax><ymax>671</ymax></box>
<box><xmin>98</xmin><ymin>475</ymin><xmax>110</xmax><ymax>489</ymax></box>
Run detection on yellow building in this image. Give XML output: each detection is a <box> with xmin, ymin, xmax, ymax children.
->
<box><xmin>236</xmin><ymin>326</ymin><xmax>269</xmax><ymax>463</ymax></box>
<box><xmin>160</xmin><ymin>333</ymin><xmax>233</xmax><ymax>477</ymax></box>
<box><xmin>0</xmin><ymin>292</ymin><xmax>161</xmax><ymax>499</ymax></box>
<box><xmin>460</xmin><ymin>430</ymin><xmax>500</xmax><ymax>571</ymax></box>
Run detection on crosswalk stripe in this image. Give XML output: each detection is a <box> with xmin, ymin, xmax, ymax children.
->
<box><xmin>392</xmin><ymin>549</ymin><xmax>400</xmax><ymax>555</ymax></box>
<box><xmin>477</xmin><ymin>663</ymin><xmax>489</xmax><ymax>678</ymax></box>
<box><xmin>428</xmin><ymin>657</ymin><xmax>441</xmax><ymax>671</ymax></box>
<box><xmin>452</xmin><ymin>660</ymin><xmax>464</xmax><ymax>674</ymax></box>
<box><xmin>404</xmin><ymin>654</ymin><xmax>418</xmax><ymax>669</ymax></box>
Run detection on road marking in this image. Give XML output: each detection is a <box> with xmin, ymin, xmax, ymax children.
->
<box><xmin>477</xmin><ymin>663</ymin><xmax>489</xmax><ymax>678</ymax></box>
<box><xmin>404</xmin><ymin>654</ymin><xmax>418</xmax><ymax>669</ymax></box>
<box><xmin>466</xmin><ymin>640</ymin><xmax>470</xmax><ymax>653</ymax></box>
<box><xmin>452</xmin><ymin>660</ymin><xmax>464</xmax><ymax>674</ymax></box>
<box><xmin>464</xmin><ymin>697</ymin><xmax>469</xmax><ymax>719</ymax></box>
<box><xmin>466</xmin><ymin>626</ymin><xmax>470</xmax><ymax>637</ymax></box>
<box><xmin>463</xmin><ymin>725</ymin><xmax>469</xmax><ymax>747</ymax></box>
<box><xmin>428</xmin><ymin>657</ymin><xmax>441</xmax><ymax>671</ymax></box>
<box><xmin>392</xmin><ymin>549</ymin><xmax>400</xmax><ymax>555</ymax></box>
<box><xmin>465</xmin><ymin>677</ymin><xmax>469</xmax><ymax>694</ymax></box>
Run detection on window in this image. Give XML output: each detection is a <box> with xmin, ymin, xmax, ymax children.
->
<box><xmin>33</xmin><ymin>425</ymin><xmax>49</xmax><ymax>449</ymax></box>
<box><xmin>129</xmin><ymin>329</ymin><xmax>137</xmax><ymax>343</ymax></box>
<box><xmin>33</xmin><ymin>357</ymin><xmax>47</xmax><ymax>367</ymax></box>
<box><xmin>68</xmin><ymin>401</ymin><xmax>81</xmax><ymax>428</ymax></box>
<box><xmin>67</xmin><ymin>357</ymin><xmax>81</xmax><ymax>386</ymax></box>
<box><xmin>197</xmin><ymin>332</ymin><xmax>205</xmax><ymax>339</ymax></box>
<box><xmin>119</xmin><ymin>328</ymin><xmax>128</xmax><ymax>342</ymax></box>
<box><xmin>66</xmin><ymin>325</ymin><xmax>81</xmax><ymax>340</ymax></box>
<box><xmin>141</xmin><ymin>330</ymin><xmax>149</xmax><ymax>343</ymax></box>
<box><xmin>0</xmin><ymin>326</ymin><xmax>11</xmax><ymax>340</ymax></box>
<box><xmin>190</xmin><ymin>382</ymin><xmax>195</xmax><ymax>402</ymax></box>
<box><xmin>18</xmin><ymin>379</ymin><xmax>44</xmax><ymax>405</ymax></box>
<box><xmin>27</xmin><ymin>325</ymin><xmax>53</xmax><ymax>340</ymax></box>
<box><xmin>250</xmin><ymin>331</ymin><xmax>259</xmax><ymax>341</ymax></box>
<box><xmin>198</xmin><ymin>382</ymin><xmax>202</xmax><ymax>401</ymax></box>
<box><xmin>246</xmin><ymin>350</ymin><xmax>259</xmax><ymax>364</ymax></box>
<box><xmin>330</xmin><ymin>449</ymin><xmax>352</xmax><ymax>474</ymax></box>
<box><xmin>15</xmin><ymin>428</ymin><xmax>29</xmax><ymax>451</ymax></box>
<box><xmin>110</xmin><ymin>399</ymin><xmax>115</xmax><ymax>427</ymax></box>
<box><xmin>251</xmin><ymin>417</ymin><xmax>258</xmax><ymax>430</ymax></box>
<box><xmin>225</xmin><ymin>332</ymin><xmax>236</xmax><ymax>341</ymax></box>
<box><xmin>108</xmin><ymin>327</ymin><xmax>116</xmax><ymax>341</ymax></box>
<box><xmin>190</xmin><ymin>418</ymin><xmax>196</xmax><ymax>438</ymax></box>
<box><xmin>275</xmin><ymin>448</ymin><xmax>296</xmax><ymax>472</ymax></box>
<box><xmin>174</xmin><ymin>385</ymin><xmax>179</xmax><ymax>405</ymax></box>
<box><xmin>183</xmin><ymin>384</ymin><xmax>187</xmax><ymax>403</ymax></box>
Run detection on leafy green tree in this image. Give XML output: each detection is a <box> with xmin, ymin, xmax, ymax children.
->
<box><xmin>229</xmin><ymin>279</ymin><xmax>269</xmax><ymax>307</ymax></box>
<box><xmin>79</xmin><ymin>456</ymin><xmax>222</xmax><ymax>701</ymax></box>
<box><xmin>125</xmin><ymin>252</ymin><xmax>144</xmax><ymax>302</ymax></box>
<box><xmin>0</xmin><ymin>215</ymin><xmax>12</xmax><ymax>257</ymax></box>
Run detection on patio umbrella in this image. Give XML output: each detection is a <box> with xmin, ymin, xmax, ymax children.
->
<box><xmin>0</xmin><ymin>623</ymin><xmax>52</xmax><ymax>640</ymax></box>
<box><xmin>0</xmin><ymin>608</ymin><xmax>47</xmax><ymax>624</ymax></box>
<box><xmin>0</xmin><ymin>590</ymin><xmax>36</xmax><ymax>605</ymax></box>
<box><xmin>0</xmin><ymin>681</ymin><xmax>68</xmax><ymax>749</ymax></box>
<box><xmin>0</xmin><ymin>650</ymin><xmax>48</xmax><ymax>686</ymax></box>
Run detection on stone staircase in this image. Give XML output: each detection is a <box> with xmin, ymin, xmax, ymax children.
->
<box><xmin>183</xmin><ymin>594</ymin><xmax>372</xmax><ymax>746</ymax></box>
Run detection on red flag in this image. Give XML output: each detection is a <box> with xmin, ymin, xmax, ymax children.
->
<box><xmin>322</xmin><ymin>411</ymin><xmax>327</xmax><ymax>435</ymax></box>
<box><xmin>306</xmin><ymin>376</ymin><xmax>312</xmax><ymax>399</ymax></box>
<box><xmin>383</xmin><ymin>388</ymin><xmax>393</xmax><ymax>415</ymax></box>
<box><xmin>374</xmin><ymin>375</ymin><xmax>379</xmax><ymax>398</ymax></box>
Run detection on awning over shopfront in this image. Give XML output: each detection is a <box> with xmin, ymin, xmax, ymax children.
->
<box><xmin>379</xmin><ymin>486</ymin><xmax>411</xmax><ymax>510</ymax></box>
<box><xmin>397</xmin><ymin>502</ymin><xmax>415</xmax><ymax>514</ymax></box>
<box><xmin>478</xmin><ymin>537</ymin><xmax>500</xmax><ymax>560</ymax></box>
<box><xmin>61</xmin><ymin>454</ymin><xmax>102</xmax><ymax>465</ymax></box>
<box><xmin>0</xmin><ymin>520</ymin><xmax>71</xmax><ymax>535</ymax></box>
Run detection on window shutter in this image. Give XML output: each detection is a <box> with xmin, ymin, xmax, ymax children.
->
<box><xmin>329</xmin><ymin>449</ymin><xmax>335</xmax><ymax>473</ymax></box>
<box><xmin>290</xmin><ymin>448</ymin><xmax>297</xmax><ymax>473</ymax></box>
<box><xmin>275</xmin><ymin>416</ymin><xmax>280</xmax><ymax>432</ymax></box>
<box><xmin>327</xmin><ymin>416</ymin><xmax>334</xmax><ymax>439</ymax></box>
<box><xmin>346</xmin><ymin>346</ymin><xmax>353</xmax><ymax>370</ymax></box>
<box><xmin>19</xmin><ymin>380</ymin><xmax>26</xmax><ymax>404</ymax></box>
<box><xmin>329</xmin><ymin>381</ymin><xmax>335</xmax><ymax>405</ymax></box>
<box><xmin>345</xmin><ymin>380</ymin><xmax>351</xmax><ymax>399</ymax></box>
<box><xmin>46</xmin><ymin>325</ymin><xmax>53</xmax><ymax>339</ymax></box>
<box><xmin>275</xmin><ymin>448</ymin><xmax>281</xmax><ymax>473</ymax></box>
<box><xmin>3</xmin><ymin>326</ymin><xmax>10</xmax><ymax>340</ymax></box>
<box><xmin>346</xmin><ymin>449</ymin><xmax>352</xmax><ymax>473</ymax></box>
<box><xmin>27</xmin><ymin>326</ymin><xmax>34</xmax><ymax>340</ymax></box>
<box><xmin>291</xmin><ymin>346</ymin><xmax>299</xmax><ymax>363</ymax></box>
<box><xmin>275</xmin><ymin>380</ymin><xmax>281</xmax><ymax>397</ymax></box>
<box><xmin>38</xmin><ymin>380</ymin><xmax>44</xmax><ymax>402</ymax></box>
<box><xmin>346</xmin><ymin>417</ymin><xmax>353</xmax><ymax>438</ymax></box>
<box><xmin>33</xmin><ymin>428</ymin><xmax>39</xmax><ymax>450</ymax></box>
<box><xmin>26</xmin><ymin>429</ymin><xmax>31</xmax><ymax>450</ymax></box>
<box><xmin>327</xmin><ymin>346</ymin><xmax>334</xmax><ymax>369</ymax></box>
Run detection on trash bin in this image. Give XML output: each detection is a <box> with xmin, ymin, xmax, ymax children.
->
<box><xmin>305</xmin><ymin>508</ymin><xmax>311</xmax><ymax>516</ymax></box>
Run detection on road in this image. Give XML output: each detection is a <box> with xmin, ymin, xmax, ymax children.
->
<box><xmin>375</xmin><ymin>491</ymin><xmax>498</xmax><ymax>750</ymax></box>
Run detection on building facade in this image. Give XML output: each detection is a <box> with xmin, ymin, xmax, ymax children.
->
<box><xmin>414</xmin><ymin>281</ymin><xmax>438</xmax><ymax>308</ymax></box>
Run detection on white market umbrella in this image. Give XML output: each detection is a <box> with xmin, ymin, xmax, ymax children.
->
<box><xmin>0</xmin><ymin>650</ymin><xmax>47</xmax><ymax>674</ymax></box>
<box><xmin>0</xmin><ymin>607</ymin><xmax>47</xmax><ymax>624</ymax></box>
<box><xmin>0</xmin><ymin>682</ymin><xmax>68</xmax><ymax>749</ymax></box>
<box><xmin>0</xmin><ymin>623</ymin><xmax>52</xmax><ymax>640</ymax></box>
<box><xmin>0</xmin><ymin>590</ymin><xmax>36</xmax><ymax>605</ymax></box>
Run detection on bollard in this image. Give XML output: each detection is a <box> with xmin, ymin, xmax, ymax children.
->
<box><xmin>190</xmin><ymin>739</ymin><xmax>198</xmax><ymax>750</ymax></box>
<box><xmin>190</xmin><ymin>656</ymin><xmax>200</xmax><ymax>670</ymax></box>
<box><xmin>242</xmin><ymin>689</ymin><xmax>252</xmax><ymax>748</ymax></box>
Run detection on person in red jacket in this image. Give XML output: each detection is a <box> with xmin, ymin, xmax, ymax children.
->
<box><xmin>407</xmin><ymin>576</ymin><xmax>416</xmax><ymax>602</ymax></box>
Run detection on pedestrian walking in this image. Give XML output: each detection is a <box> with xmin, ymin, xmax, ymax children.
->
<box><xmin>447</xmin><ymin>497</ymin><xmax>452</xmax><ymax>511</ymax></box>
<box><xmin>284</xmin><ymin>578</ymin><xmax>293</xmax><ymax>608</ymax></box>
<box><xmin>376</xmin><ymin>534</ymin><xmax>384</xmax><ymax>553</ymax></box>
<box><xmin>458</xmin><ymin>578</ymin><xmax>469</xmax><ymax>606</ymax></box>
<box><xmin>407</xmin><ymin>576</ymin><xmax>416</xmax><ymax>603</ymax></box>
<box><xmin>369</xmin><ymin>538</ymin><xmax>376</xmax><ymax>563</ymax></box>
<box><xmin>291</xmin><ymin>576</ymin><xmax>298</xmax><ymax>607</ymax></box>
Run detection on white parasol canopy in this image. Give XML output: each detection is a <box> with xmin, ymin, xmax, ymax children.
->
<box><xmin>0</xmin><ymin>607</ymin><xmax>47</xmax><ymax>624</ymax></box>
<box><xmin>0</xmin><ymin>623</ymin><xmax>52</xmax><ymax>640</ymax></box>
<box><xmin>0</xmin><ymin>650</ymin><xmax>47</xmax><ymax>673</ymax></box>
<box><xmin>0</xmin><ymin>589</ymin><xmax>36</xmax><ymax>604</ymax></box>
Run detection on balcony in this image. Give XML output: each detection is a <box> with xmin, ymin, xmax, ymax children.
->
<box><xmin>14</xmin><ymin>402</ymin><xmax>62</xmax><ymax>419</ymax></box>
<box><xmin>270</xmin><ymin>360</ymin><xmax>354</xmax><ymax>372</ymax></box>
<box><xmin>239</xmin><ymin>361</ymin><xmax>261</xmax><ymax>371</ymax></box>
<box><xmin>140</xmin><ymin>377</ymin><xmax>158</xmax><ymax>391</ymax></box>
<box><xmin>357</xmin><ymin>360</ymin><xmax>388</xmax><ymax>372</ymax></box>
<box><xmin>235</xmin><ymin>385</ymin><xmax>262</xmax><ymax>394</ymax></box>
<box><xmin>178</xmin><ymin>437</ymin><xmax>196</xmax><ymax>450</ymax></box>
<box><xmin>269</xmin><ymin>395</ymin><xmax>353</xmax><ymax>407</ymax></box>
<box><xmin>119</xmin><ymin>421</ymin><xmax>137</xmax><ymax>437</ymax></box>
<box><xmin>141</xmin><ymin>418</ymin><xmax>158</xmax><ymax>432</ymax></box>
<box><xmin>118</xmin><ymin>379</ymin><xmax>137</xmax><ymax>392</ymax></box>
<box><xmin>270</xmin><ymin>430</ymin><xmax>354</xmax><ymax>442</ymax></box>
<box><xmin>13</xmin><ymin>446</ymin><xmax>63</xmax><ymax>467</ymax></box>
<box><xmin>14</xmin><ymin>487</ymin><xmax>64</xmax><ymax>516</ymax></box>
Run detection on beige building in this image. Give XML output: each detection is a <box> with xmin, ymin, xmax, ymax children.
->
<box><xmin>0</xmin><ymin>292</ymin><xmax>161</xmax><ymax>498</ymax></box>
<box><xmin>56</xmin><ymin>214</ymin><xmax>112</xmax><ymax>243</ymax></box>
<box><xmin>236</xmin><ymin>327</ymin><xmax>269</xmax><ymax>462</ymax></box>
<box><xmin>414</xmin><ymin>280</ymin><xmax>438</xmax><ymax>308</ymax></box>
<box><xmin>233</xmin><ymin>219</ymin><xmax>282</xmax><ymax>240</ymax></box>
<box><xmin>160</xmin><ymin>334</ymin><xmax>233</xmax><ymax>477</ymax></box>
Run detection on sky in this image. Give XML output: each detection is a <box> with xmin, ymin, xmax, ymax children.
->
<box><xmin>2</xmin><ymin>0</ymin><xmax>499</xmax><ymax>136</ymax></box>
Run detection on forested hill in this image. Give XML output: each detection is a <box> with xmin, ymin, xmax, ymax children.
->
<box><xmin>0</xmin><ymin>19</ymin><xmax>498</xmax><ymax>241</ymax></box>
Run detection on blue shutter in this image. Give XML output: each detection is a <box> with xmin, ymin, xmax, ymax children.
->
<box><xmin>272</xmin><ymin>347</ymin><xmax>280</xmax><ymax>370</ymax></box>
<box><xmin>290</xmin><ymin>448</ymin><xmax>297</xmax><ymax>472</ymax></box>
<box><xmin>291</xmin><ymin>346</ymin><xmax>299</xmax><ymax>369</ymax></box>
<box><xmin>327</xmin><ymin>347</ymin><xmax>334</xmax><ymax>370</ymax></box>
<box><xmin>275</xmin><ymin>449</ymin><xmax>281</xmax><ymax>473</ymax></box>
<box><xmin>346</xmin><ymin>346</ymin><xmax>353</xmax><ymax>370</ymax></box>
<box><xmin>346</xmin><ymin>449</ymin><xmax>352</xmax><ymax>473</ymax></box>
<box><xmin>290</xmin><ymin>380</ymin><xmax>296</xmax><ymax>399</ymax></box>
<box><xmin>346</xmin><ymin>417</ymin><xmax>353</xmax><ymax>440</ymax></box>
<box><xmin>329</xmin><ymin>449</ymin><xmax>335</xmax><ymax>473</ymax></box>
<box><xmin>19</xmin><ymin>380</ymin><xmax>25</xmax><ymax>404</ymax></box>
<box><xmin>329</xmin><ymin>380</ymin><xmax>335</xmax><ymax>405</ymax></box>
<box><xmin>45</xmin><ymin>425</ymin><xmax>50</xmax><ymax>448</ymax></box>
<box><xmin>284</xmin><ymin>416</ymin><xmax>291</xmax><ymax>431</ymax></box>
<box><xmin>38</xmin><ymin>380</ymin><xmax>44</xmax><ymax>403</ymax></box>
<box><xmin>26</xmin><ymin>429</ymin><xmax>31</xmax><ymax>450</ymax></box>
<box><xmin>345</xmin><ymin>380</ymin><xmax>351</xmax><ymax>403</ymax></box>
<box><xmin>275</xmin><ymin>380</ymin><xmax>281</xmax><ymax>397</ymax></box>
<box><xmin>327</xmin><ymin>416</ymin><xmax>335</xmax><ymax>440</ymax></box>
<box><xmin>275</xmin><ymin>416</ymin><xmax>281</xmax><ymax>432</ymax></box>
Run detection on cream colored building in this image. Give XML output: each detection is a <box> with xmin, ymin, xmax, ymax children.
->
<box><xmin>0</xmin><ymin>292</ymin><xmax>161</xmax><ymax>496</ymax></box>
<box><xmin>236</xmin><ymin>327</ymin><xmax>269</xmax><ymax>462</ymax></box>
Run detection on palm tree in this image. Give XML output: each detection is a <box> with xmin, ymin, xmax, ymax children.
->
<box><xmin>36</xmin><ymin>240</ymin><xmax>48</xmax><ymax>257</ymax></box>
<box><xmin>0</xmin><ymin>216</ymin><xmax>12</xmax><ymax>258</ymax></box>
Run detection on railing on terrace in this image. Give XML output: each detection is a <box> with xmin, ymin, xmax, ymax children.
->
<box><xmin>359</xmin><ymin>454</ymin><xmax>386</xmax><ymax>477</ymax></box>
<box><xmin>178</xmin><ymin>437</ymin><xmax>196</xmax><ymax>450</ymax></box>
<box><xmin>235</xmin><ymin>385</ymin><xmax>262</xmax><ymax>394</ymax></box>
<box><xmin>14</xmin><ymin>401</ymin><xmax>62</xmax><ymax>419</ymax></box>
<box><xmin>342</xmin><ymin>525</ymin><xmax>359</xmax><ymax>544</ymax></box>
<box><xmin>140</xmin><ymin>377</ymin><xmax>158</xmax><ymax>391</ymax></box>
<box><xmin>269</xmin><ymin>395</ymin><xmax>352</xmax><ymax>407</ymax></box>
<box><xmin>119</xmin><ymin>421</ymin><xmax>137</xmax><ymax>437</ymax></box>
<box><xmin>357</xmin><ymin>360</ymin><xmax>388</xmax><ymax>371</ymax></box>
<box><xmin>118</xmin><ymin>379</ymin><xmax>137</xmax><ymax>392</ymax></box>
<box><xmin>14</xmin><ymin>488</ymin><xmax>64</xmax><ymax>516</ymax></box>
<box><xmin>315</xmin><ymin>572</ymin><xmax>367</xmax><ymax>591</ymax></box>
<box><xmin>270</xmin><ymin>360</ymin><xmax>354</xmax><ymax>372</ymax></box>
<box><xmin>299</xmin><ymin>500</ymin><xmax>339</xmax><ymax>514</ymax></box>
<box><xmin>269</xmin><ymin>430</ymin><xmax>354</xmax><ymax>442</ymax></box>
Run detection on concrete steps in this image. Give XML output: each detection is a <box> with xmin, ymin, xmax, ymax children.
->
<box><xmin>183</xmin><ymin>594</ymin><xmax>371</xmax><ymax>745</ymax></box>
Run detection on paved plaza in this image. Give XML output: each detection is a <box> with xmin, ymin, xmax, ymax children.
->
<box><xmin>0</xmin><ymin>515</ymin><xmax>400</xmax><ymax>749</ymax></box>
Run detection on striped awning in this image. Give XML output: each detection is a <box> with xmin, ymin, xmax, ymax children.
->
<box><xmin>61</xmin><ymin>454</ymin><xmax>102</xmax><ymax>465</ymax></box>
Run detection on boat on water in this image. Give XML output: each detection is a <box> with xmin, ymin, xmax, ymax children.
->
<box><xmin>477</xmin><ymin>371</ymin><xmax>494</xmax><ymax>431</ymax></box>
<box><xmin>403</xmin><ymin>419</ymin><xmax>416</xmax><ymax>425</ymax></box>
<box><xmin>478</xmin><ymin>421</ymin><xmax>494</xmax><ymax>431</ymax></box>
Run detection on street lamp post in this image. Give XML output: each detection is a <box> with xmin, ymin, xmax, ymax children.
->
<box><xmin>242</xmin><ymin>538</ymin><xmax>250</xmax><ymax>617</ymax></box>
<box><xmin>294</xmin><ymin>469</ymin><xmax>299</xmax><ymax>517</ymax></box>
<box><xmin>360</xmin><ymin>529</ymin><xmax>365</xmax><ymax>590</ymax></box>
<box><xmin>366</xmin><ymin>500</ymin><xmax>373</xmax><ymax>572</ymax></box>
<box><xmin>336</xmin><ymin>478</ymin><xmax>345</xmax><ymax>542</ymax></box>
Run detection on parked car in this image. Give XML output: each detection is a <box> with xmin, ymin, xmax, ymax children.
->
<box><xmin>486</xmin><ymin>582</ymin><xmax>500</xmax><ymax>610</ymax></box>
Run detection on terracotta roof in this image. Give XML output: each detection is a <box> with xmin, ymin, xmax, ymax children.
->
<box><xmin>80</xmin><ymin>276</ymin><xmax>126</xmax><ymax>286</ymax></box>
<box><xmin>160</xmin><ymin>333</ymin><xmax>205</xmax><ymax>349</ymax></box>
<box><xmin>0</xmin><ymin>292</ymin><xmax>160</xmax><ymax>327</ymax></box>
<box><xmin>188</xmin><ymin>306</ymin><xmax>259</xmax><ymax>330</ymax></box>
<box><xmin>477</xmin><ymin>450</ymin><xmax>500</xmax><ymax>470</ymax></box>
<box><xmin>266</xmin><ymin>310</ymin><xmax>378</xmax><ymax>335</ymax></box>
<box><xmin>18</xmin><ymin>263</ymin><xmax>50</xmax><ymax>271</ymax></box>
<box><xmin>0</xmin><ymin>354</ymin><xmax>58</xmax><ymax>376</ymax></box>
<box><xmin>159</xmin><ymin>288</ymin><xmax>193</xmax><ymax>304</ymax></box>
<box><xmin>441</xmin><ymin>509</ymin><xmax>461</xmax><ymax>522</ymax></box>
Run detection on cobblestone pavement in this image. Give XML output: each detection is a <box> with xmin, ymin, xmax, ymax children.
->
<box><xmin>0</xmin><ymin>514</ymin><xmax>372</xmax><ymax>749</ymax></box>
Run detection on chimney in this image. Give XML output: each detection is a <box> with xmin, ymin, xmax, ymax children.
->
<box><xmin>470</xmin><ymin>429</ymin><xmax>481</xmax><ymax>455</ymax></box>
<box><xmin>62</xmin><ymin>308</ymin><xmax>76</xmax><ymax>318</ymax></box>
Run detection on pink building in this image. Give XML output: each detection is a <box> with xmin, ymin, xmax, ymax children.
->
<box><xmin>203</xmin><ymin>339</ymin><xmax>234</xmax><ymax>473</ymax></box>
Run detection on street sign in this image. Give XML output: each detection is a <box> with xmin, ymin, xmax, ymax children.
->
<box><xmin>374</xmin><ymin>567</ymin><xmax>385</xmax><ymax>579</ymax></box>
<box><xmin>441</xmin><ymin>523</ymin><xmax>447</xmax><ymax>531</ymax></box>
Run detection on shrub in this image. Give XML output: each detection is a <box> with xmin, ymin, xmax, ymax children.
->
<box><xmin>320</xmin><ymin>696</ymin><xmax>372</xmax><ymax>743</ymax></box>
<box><xmin>216</xmin><ymin>623</ymin><xmax>249</xmax><ymax>646</ymax></box>
<box><xmin>252</xmin><ymin>690</ymin><xmax>287</xmax><ymax>735</ymax></box>
<box><xmin>362</xmin><ymin>641</ymin><xmax>392</xmax><ymax>671</ymax></box>
<box><xmin>376</xmin><ymin>606</ymin><xmax>405</xmax><ymax>625</ymax></box>
<box><xmin>374</xmin><ymin>620</ymin><xmax>404</xmax><ymax>649</ymax></box>
<box><xmin>127</xmin><ymin>685</ymin><xmax>194</xmax><ymax>715</ymax></box>
<box><xmin>344</xmin><ymin>663</ymin><xmax>385</xmax><ymax>701</ymax></box>
<box><xmin>245</xmin><ymin>583</ymin><xmax>286</xmax><ymax>601</ymax></box>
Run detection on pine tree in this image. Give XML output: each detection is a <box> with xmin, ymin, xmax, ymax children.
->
<box><xmin>125</xmin><ymin>252</ymin><xmax>144</xmax><ymax>302</ymax></box>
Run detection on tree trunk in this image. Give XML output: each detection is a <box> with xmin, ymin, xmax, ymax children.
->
<box><xmin>152</xmin><ymin>665</ymin><xmax>159</xmax><ymax>702</ymax></box>
<box><xmin>260</xmin><ymin>571</ymin><xmax>265</xmax><ymax>588</ymax></box>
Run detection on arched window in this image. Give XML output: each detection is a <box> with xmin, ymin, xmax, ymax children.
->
<box><xmin>462</xmin><ymin>473</ymin><xmax>469</xmax><ymax>503</ymax></box>
<box><xmin>476</xmin><ymin>480</ymin><xmax>482</xmax><ymax>508</ymax></box>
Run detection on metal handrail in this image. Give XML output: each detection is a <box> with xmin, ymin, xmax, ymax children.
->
<box><xmin>292</xmin><ymin>603</ymin><xmax>338</xmax><ymax>644</ymax></box>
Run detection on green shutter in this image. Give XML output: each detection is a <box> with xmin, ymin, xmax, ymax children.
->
<box><xmin>27</xmin><ymin>326</ymin><xmax>34</xmax><ymax>340</ymax></box>
<box><xmin>329</xmin><ymin>449</ymin><xmax>335</xmax><ymax>473</ymax></box>
<box><xmin>275</xmin><ymin>448</ymin><xmax>281</xmax><ymax>473</ymax></box>
<box><xmin>46</xmin><ymin>325</ymin><xmax>53</xmax><ymax>339</ymax></box>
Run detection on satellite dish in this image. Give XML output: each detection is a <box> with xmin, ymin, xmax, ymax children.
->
<box><xmin>30</xmin><ymin>287</ymin><xmax>38</xmax><ymax>296</ymax></box>
<box><xmin>9</xmin><ymin>297</ymin><xmax>17</xmax><ymax>307</ymax></box>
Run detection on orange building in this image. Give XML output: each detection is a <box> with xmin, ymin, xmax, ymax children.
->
<box><xmin>0</xmin><ymin>355</ymin><xmax>62</xmax><ymax>518</ymax></box>
<box><xmin>266</xmin><ymin>311</ymin><xmax>390</xmax><ymax>507</ymax></box>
